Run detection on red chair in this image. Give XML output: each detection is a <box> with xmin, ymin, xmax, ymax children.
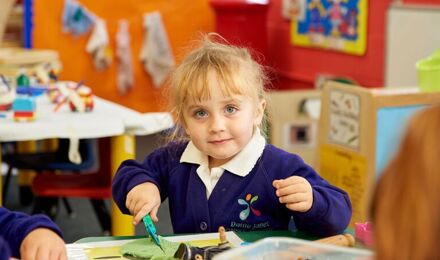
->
<box><xmin>31</xmin><ymin>137</ymin><xmax>112</xmax><ymax>233</ymax></box>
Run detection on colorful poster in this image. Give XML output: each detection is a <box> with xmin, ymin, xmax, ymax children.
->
<box><xmin>291</xmin><ymin>0</ymin><xmax>368</xmax><ymax>55</ymax></box>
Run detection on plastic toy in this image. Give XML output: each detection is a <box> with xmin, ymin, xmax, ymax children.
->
<box><xmin>16</xmin><ymin>86</ymin><xmax>47</xmax><ymax>97</ymax></box>
<box><xmin>69</xmin><ymin>85</ymin><xmax>93</xmax><ymax>112</ymax></box>
<box><xmin>16</xmin><ymin>71</ymin><xmax>30</xmax><ymax>87</ymax></box>
<box><xmin>47</xmin><ymin>85</ymin><xmax>64</xmax><ymax>104</ymax></box>
<box><xmin>355</xmin><ymin>221</ymin><xmax>374</xmax><ymax>246</ymax></box>
<box><xmin>52</xmin><ymin>81</ymin><xmax>94</xmax><ymax>113</ymax></box>
<box><xmin>12</xmin><ymin>95</ymin><xmax>36</xmax><ymax>122</ymax></box>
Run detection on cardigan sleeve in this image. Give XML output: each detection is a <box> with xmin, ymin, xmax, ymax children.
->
<box><xmin>112</xmin><ymin>142</ymin><xmax>186</xmax><ymax>215</ymax></box>
<box><xmin>264</xmin><ymin>145</ymin><xmax>352</xmax><ymax>237</ymax></box>
<box><xmin>0</xmin><ymin>207</ymin><xmax>64</xmax><ymax>258</ymax></box>
<box><xmin>288</xmin><ymin>159</ymin><xmax>351</xmax><ymax>236</ymax></box>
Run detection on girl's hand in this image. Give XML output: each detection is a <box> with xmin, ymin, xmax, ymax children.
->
<box><xmin>273</xmin><ymin>176</ymin><xmax>313</xmax><ymax>212</ymax></box>
<box><xmin>126</xmin><ymin>182</ymin><xmax>161</xmax><ymax>225</ymax></box>
<box><xmin>20</xmin><ymin>228</ymin><xmax>66</xmax><ymax>260</ymax></box>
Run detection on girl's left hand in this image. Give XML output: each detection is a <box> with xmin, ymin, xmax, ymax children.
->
<box><xmin>273</xmin><ymin>176</ymin><xmax>313</xmax><ymax>213</ymax></box>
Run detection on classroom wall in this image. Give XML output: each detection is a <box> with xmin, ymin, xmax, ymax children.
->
<box><xmin>33</xmin><ymin>0</ymin><xmax>214</xmax><ymax>112</ymax></box>
<box><xmin>33</xmin><ymin>0</ymin><xmax>439</xmax><ymax>109</ymax></box>
<box><xmin>266</xmin><ymin>0</ymin><xmax>393</xmax><ymax>89</ymax></box>
<box><xmin>403</xmin><ymin>0</ymin><xmax>440</xmax><ymax>4</ymax></box>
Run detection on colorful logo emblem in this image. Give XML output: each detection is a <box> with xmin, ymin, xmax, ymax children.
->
<box><xmin>238</xmin><ymin>193</ymin><xmax>261</xmax><ymax>221</ymax></box>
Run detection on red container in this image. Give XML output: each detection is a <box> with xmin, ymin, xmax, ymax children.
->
<box><xmin>210</xmin><ymin>0</ymin><xmax>270</xmax><ymax>62</ymax></box>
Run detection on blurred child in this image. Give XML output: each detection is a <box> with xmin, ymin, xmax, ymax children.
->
<box><xmin>0</xmin><ymin>206</ymin><xmax>66</xmax><ymax>260</ymax></box>
<box><xmin>112</xmin><ymin>33</ymin><xmax>351</xmax><ymax>236</ymax></box>
<box><xmin>371</xmin><ymin>105</ymin><xmax>440</xmax><ymax>259</ymax></box>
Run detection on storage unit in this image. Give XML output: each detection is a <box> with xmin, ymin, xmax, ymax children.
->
<box><xmin>267</xmin><ymin>89</ymin><xmax>321</xmax><ymax>168</ymax></box>
<box><xmin>317</xmin><ymin>81</ymin><xmax>440</xmax><ymax>226</ymax></box>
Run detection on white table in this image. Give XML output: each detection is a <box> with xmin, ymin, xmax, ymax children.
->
<box><xmin>0</xmin><ymin>95</ymin><xmax>173</xmax><ymax>236</ymax></box>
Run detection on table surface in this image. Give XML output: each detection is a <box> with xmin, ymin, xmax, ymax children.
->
<box><xmin>75</xmin><ymin>230</ymin><xmax>320</xmax><ymax>244</ymax></box>
<box><xmin>0</xmin><ymin>94</ymin><xmax>173</xmax><ymax>141</ymax></box>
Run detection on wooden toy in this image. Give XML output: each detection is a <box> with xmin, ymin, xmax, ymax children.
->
<box><xmin>12</xmin><ymin>95</ymin><xmax>36</xmax><ymax>122</ymax></box>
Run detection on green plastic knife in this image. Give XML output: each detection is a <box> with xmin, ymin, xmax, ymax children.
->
<box><xmin>142</xmin><ymin>214</ymin><xmax>165</xmax><ymax>254</ymax></box>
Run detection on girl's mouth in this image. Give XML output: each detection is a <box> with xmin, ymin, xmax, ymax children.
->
<box><xmin>209</xmin><ymin>138</ymin><xmax>231</xmax><ymax>144</ymax></box>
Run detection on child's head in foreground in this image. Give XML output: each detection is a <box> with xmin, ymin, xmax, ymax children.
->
<box><xmin>168</xmin><ymin>33</ymin><xmax>269</xmax><ymax>167</ymax></box>
<box><xmin>371</xmin><ymin>105</ymin><xmax>440</xmax><ymax>260</ymax></box>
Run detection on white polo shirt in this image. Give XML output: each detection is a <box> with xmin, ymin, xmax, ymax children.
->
<box><xmin>180</xmin><ymin>129</ymin><xmax>266</xmax><ymax>198</ymax></box>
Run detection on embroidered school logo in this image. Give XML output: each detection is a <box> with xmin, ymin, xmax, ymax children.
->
<box><xmin>237</xmin><ymin>193</ymin><xmax>261</xmax><ymax>221</ymax></box>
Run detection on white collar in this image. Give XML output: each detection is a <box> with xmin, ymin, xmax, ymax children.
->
<box><xmin>180</xmin><ymin>129</ymin><xmax>266</xmax><ymax>177</ymax></box>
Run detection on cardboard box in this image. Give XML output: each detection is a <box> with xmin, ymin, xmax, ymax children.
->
<box><xmin>317</xmin><ymin>81</ymin><xmax>440</xmax><ymax>226</ymax></box>
<box><xmin>267</xmin><ymin>89</ymin><xmax>321</xmax><ymax>168</ymax></box>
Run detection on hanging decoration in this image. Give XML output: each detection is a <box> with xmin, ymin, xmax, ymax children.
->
<box><xmin>116</xmin><ymin>20</ymin><xmax>134</xmax><ymax>95</ymax></box>
<box><xmin>139</xmin><ymin>11</ymin><xmax>175</xmax><ymax>88</ymax></box>
<box><xmin>291</xmin><ymin>0</ymin><xmax>368</xmax><ymax>55</ymax></box>
<box><xmin>86</xmin><ymin>18</ymin><xmax>113</xmax><ymax>70</ymax></box>
<box><xmin>62</xmin><ymin>0</ymin><xmax>95</xmax><ymax>36</ymax></box>
<box><xmin>60</xmin><ymin>1</ymin><xmax>175</xmax><ymax>94</ymax></box>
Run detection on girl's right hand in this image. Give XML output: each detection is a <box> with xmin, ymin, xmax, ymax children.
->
<box><xmin>126</xmin><ymin>182</ymin><xmax>161</xmax><ymax>225</ymax></box>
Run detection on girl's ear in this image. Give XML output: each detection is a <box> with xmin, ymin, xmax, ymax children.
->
<box><xmin>254</xmin><ymin>99</ymin><xmax>266</xmax><ymax>126</ymax></box>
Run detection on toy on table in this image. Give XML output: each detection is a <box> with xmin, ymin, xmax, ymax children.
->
<box><xmin>68</xmin><ymin>84</ymin><xmax>93</xmax><ymax>112</ymax></box>
<box><xmin>14</xmin><ymin>69</ymin><xmax>51</xmax><ymax>97</ymax></box>
<box><xmin>142</xmin><ymin>214</ymin><xmax>165</xmax><ymax>253</ymax></box>
<box><xmin>16</xmin><ymin>71</ymin><xmax>30</xmax><ymax>87</ymax></box>
<box><xmin>12</xmin><ymin>95</ymin><xmax>36</xmax><ymax>122</ymax></box>
<box><xmin>47</xmin><ymin>85</ymin><xmax>64</xmax><ymax>104</ymax></box>
<box><xmin>16</xmin><ymin>86</ymin><xmax>47</xmax><ymax>97</ymax></box>
<box><xmin>174</xmin><ymin>226</ymin><xmax>232</xmax><ymax>260</ymax></box>
<box><xmin>0</xmin><ymin>75</ymin><xmax>15</xmax><ymax>111</ymax></box>
<box><xmin>355</xmin><ymin>221</ymin><xmax>374</xmax><ymax>246</ymax></box>
<box><xmin>51</xmin><ymin>81</ymin><xmax>94</xmax><ymax>113</ymax></box>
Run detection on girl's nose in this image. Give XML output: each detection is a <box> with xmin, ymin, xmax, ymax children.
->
<box><xmin>209</xmin><ymin>114</ymin><xmax>226</xmax><ymax>132</ymax></box>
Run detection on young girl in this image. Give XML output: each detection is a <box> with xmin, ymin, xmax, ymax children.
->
<box><xmin>371</xmin><ymin>105</ymin><xmax>440</xmax><ymax>259</ymax></box>
<box><xmin>112</xmin><ymin>34</ymin><xmax>351</xmax><ymax>237</ymax></box>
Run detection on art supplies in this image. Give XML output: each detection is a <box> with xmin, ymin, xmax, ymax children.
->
<box><xmin>142</xmin><ymin>214</ymin><xmax>165</xmax><ymax>253</ymax></box>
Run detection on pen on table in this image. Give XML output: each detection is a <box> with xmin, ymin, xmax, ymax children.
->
<box><xmin>142</xmin><ymin>214</ymin><xmax>166</xmax><ymax>254</ymax></box>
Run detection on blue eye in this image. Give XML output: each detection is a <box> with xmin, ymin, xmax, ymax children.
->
<box><xmin>225</xmin><ymin>106</ymin><xmax>237</xmax><ymax>114</ymax></box>
<box><xmin>195</xmin><ymin>110</ymin><xmax>207</xmax><ymax>118</ymax></box>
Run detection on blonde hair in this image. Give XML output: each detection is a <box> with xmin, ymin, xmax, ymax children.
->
<box><xmin>168</xmin><ymin>33</ymin><xmax>269</xmax><ymax>142</ymax></box>
<box><xmin>371</xmin><ymin>105</ymin><xmax>440</xmax><ymax>260</ymax></box>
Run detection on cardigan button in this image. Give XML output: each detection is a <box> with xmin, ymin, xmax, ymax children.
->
<box><xmin>200</xmin><ymin>221</ymin><xmax>208</xmax><ymax>231</ymax></box>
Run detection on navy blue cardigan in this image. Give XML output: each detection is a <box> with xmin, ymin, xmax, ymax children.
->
<box><xmin>0</xmin><ymin>207</ymin><xmax>63</xmax><ymax>259</ymax></box>
<box><xmin>112</xmin><ymin>142</ymin><xmax>352</xmax><ymax>237</ymax></box>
